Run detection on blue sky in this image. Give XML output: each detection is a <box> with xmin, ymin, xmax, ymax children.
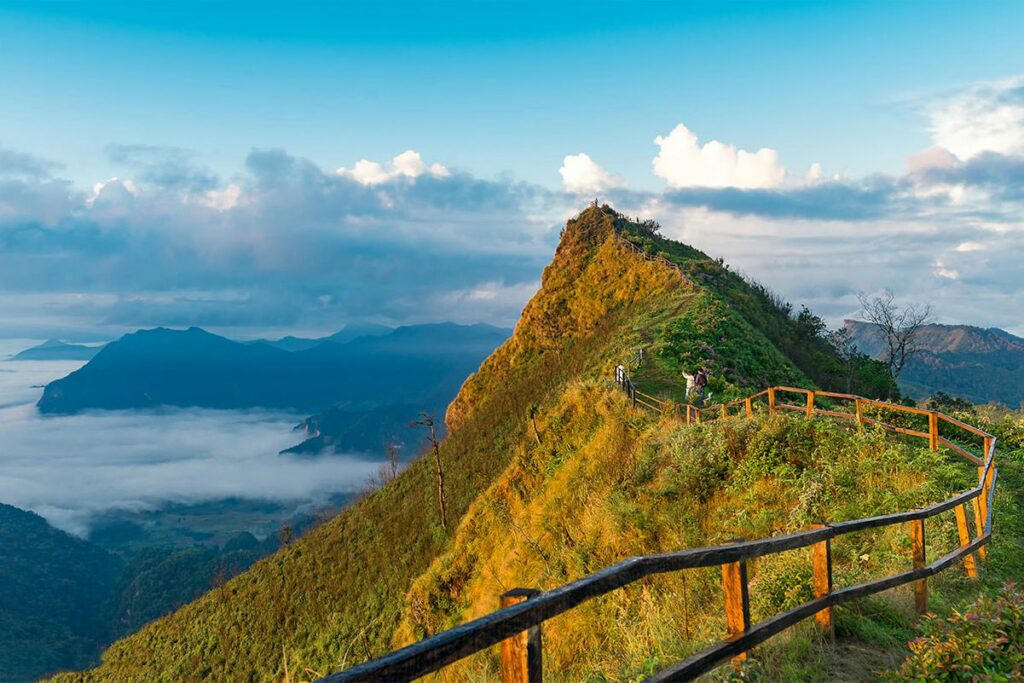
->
<box><xmin>5</xmin><ymin>1</ymin><xmax>1022</xmax><ymax>187</ymax></box>
<box><xmin>1</xmin><ymin>1</ymin><xmax>1023</xmax><ymax>339</ymax></box>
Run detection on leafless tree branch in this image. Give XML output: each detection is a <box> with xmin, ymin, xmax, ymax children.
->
<box><xmin>857</xmin><ymin>289</ymin><xmax>933</xmax><ymax>381</ymax></box>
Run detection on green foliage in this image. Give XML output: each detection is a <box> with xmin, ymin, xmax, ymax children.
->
<box><xmin>889</xmin><ymin>584</ymin><xmax>1024</xmax><ymax>681</ymax></box>
<box><xmin>105</xmin><ymin>541</ymin><xmax>272</xmax><ymax>637</ymax></box>
<box><xmin>656</xmin><ymin>292</ymin><xmax>804</xmax><ymax>399</ymax></box>
<box><xmin>0</xmin><ymin>504</ymin><xmax>121</xmax><ymax>681</ymax></box>
<box><xmin>616</xmin><ymin>222</ymin><xmax>897</xmax><ymax>399</ymax></box>
<box><xmin>925</xmin><ymin>391</ymin><xmax>977</xmax><ymax>415</ymax></box>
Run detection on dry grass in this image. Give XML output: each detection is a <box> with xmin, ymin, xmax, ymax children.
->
<box><xmin>401</xmin><ymin>383</ymin><xmax>972</xmax><ymax>681</ymax></box>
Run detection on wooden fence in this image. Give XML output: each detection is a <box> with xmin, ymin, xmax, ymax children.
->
<box><xmin>319</xmin><ymin>383</ymin><xmax>998</xmax><ymax>683</ymax></box>
<box><xmin>616</xmin><ymin>372</ymin><xmax>671</xmax><ymax>414</ymax></box>
<box><xmin>612</xmin><ymin>230</ymin><xmax>696</xmax><ymax>288</ymax></box>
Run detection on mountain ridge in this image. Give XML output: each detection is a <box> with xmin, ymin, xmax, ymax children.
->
<box><xmin>246</xmin><ymin>322</ymin><xmax>394</xmax><ymax>351</ymax></box>
<box><xmin>11</xmin><ymin>339</ymin><xmax>103</xmax><ymax>361</ymax></box>
<box><xmin>50</xmin><ymin>206</ymin><xmax>898</xmax><ymax>681</ymax></box>
<box><xmin>36</xmin><ymin>323</ymin><xmax>510</xmax><ymax>455</ymax></box>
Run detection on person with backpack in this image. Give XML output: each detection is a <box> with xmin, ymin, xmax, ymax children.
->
<box><xmin>694</xmin><ymin>367</ymin><xmax>709</xmax><ymax>405</ymax></box>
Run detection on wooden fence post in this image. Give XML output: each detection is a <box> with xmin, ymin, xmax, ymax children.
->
<box><xmin>721</xmin><ymin>404</ymin><xmax>727</xmax><ymax>419</ymax></box>
<box><xmin>767</xmin><ymin>388</ymin><xmax>776</xmax><ymax>415</ymax></box>
<box><xmin>911</xmin><ymin>519</ymin><xmax>927</xmax><ymax>615</ymax></box>
<box><xmin>745</xmin><ymin>398</ymin><xmax>753</xmax><ymax>418</ymax></box>
<box><xmin>811</xmin><ymin>523</ymin><xmax>833</xmax><ymax>637</ymax></box>
<box><xmin>806</xmin><ymin>392</ymin><xmax>815</xmax><ymax>420</ymax></box>
<box><xmin>854</xmin><ymin>397</ymin><xmax>864</xmax><ymax>430</ymax></box>
<box><xmin>928</xmin><ymin>412</ymin><xmax>939</xmax><ymax>452</ymax></box>
<box><xmin>977</xmin><ymin>464</ymin><xmax>991</xmax><ymax>563</ymax></box>
<box><xmin>721</xmin><ymin>540</ymin><xmax>750</xmax><ymax>662</ymax></box>
<box><xmin>982</xmin><ymin>462</ymin><xmax>994</xmax><ymax>528</ymax></box>
<box><xmin>954</xmin><ymin>504</ymin><xmax>978</xmax><ymax>580</ymax></box>
<box><xmin>500</xmin><ymin>588</ymin><xmax>543</xmax><ymax>683</ymax></box>
<box><xmin>972</xmin><ymin>496</ymin><xmax>987</xmax><ymax>561</ymax></box>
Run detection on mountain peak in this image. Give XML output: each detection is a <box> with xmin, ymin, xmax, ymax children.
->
<box><xmin>55</xmin><ymin>206</ymin><xmax>894</xmax><ymax>681</ymax></box>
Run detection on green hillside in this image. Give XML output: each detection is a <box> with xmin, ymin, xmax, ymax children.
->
<box><xmin>53</xmin><ymin>206</ymin><xmax>1014</xmax><ymax>682</ymax></box>
<box><xmin>0</xmin><ymin>504</ymin><xmax>120</xmax><ymax>681</ymax></box>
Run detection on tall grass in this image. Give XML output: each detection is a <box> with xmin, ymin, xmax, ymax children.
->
<box><xmin>400</xmin><ymin>382</ymin><xmax>975</xmax><ymax>681</ymax></box>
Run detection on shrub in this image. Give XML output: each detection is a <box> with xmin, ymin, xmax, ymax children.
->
<box><xmin>889</xmin><ymin>583</ymin><xmax>1024</xmax><ymax>681</ymax></box>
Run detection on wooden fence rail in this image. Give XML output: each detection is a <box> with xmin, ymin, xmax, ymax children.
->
<box><xmin>612</xmin><ymin>230</ymin><xmax>696</xmax><ymax>288</ymax></box>
<box><xmin>319</xmin><ymin>381</ymin><xmax>998</xmax><ymax>683</ymax></box>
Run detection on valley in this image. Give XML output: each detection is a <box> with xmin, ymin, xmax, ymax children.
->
<box><xmin>0</xmin><ymin>324</ymin><xmax>505</xmax><ymax>680</ymax></box>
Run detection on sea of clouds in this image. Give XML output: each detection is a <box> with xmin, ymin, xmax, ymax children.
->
<box><xmin>0</xmin><ymin>340</ymin><xmax>379</xmax><ymax>537</ymax></box>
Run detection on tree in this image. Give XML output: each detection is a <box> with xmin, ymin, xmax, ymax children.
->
<box><xmin>925</xmin><ymin>391</ymin><xmax>974</xmax><ymax>414</ymax></box>
<box><xmin>857</xmin><ymin>289</ymin><xmax>933</xmax><ymax>381</ymax></box>
<box><xmin>795</xmin><ymin>305</ymin><xmax>827</xmax><ymax>341</ymax></box>
<box><xmin>412</xmin><ymin>413</ymin><xmax>447</xmax><ymax>531</ymax></box>
<box><xmin>381</xmin><ymin>441</ymin><xmax>401</xmax><ymax>485</ymax></box>
<box><xmin>827</xmin><ymin>327</ymin><xmax>860</xmax><ymax>393</ymax></box>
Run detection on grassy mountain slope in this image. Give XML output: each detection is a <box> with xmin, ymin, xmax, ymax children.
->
<box><xmin>54</xmin><ymin>206</ymin><xmax>903</xmax><ymax>681</ymax></box>
<box><xmin>614</xmin><ymin>219</ymin><xmax>895</xmax><ymax>402</ymax></box>
<box><xmin>397</xmin><ymin>387</ymin><xmax>978</xmax><ymax>681</ymax></box>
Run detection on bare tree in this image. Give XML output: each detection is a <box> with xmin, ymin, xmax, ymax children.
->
<box><xmin>412</xmin><ymin>413</ymin><xmax>447</xmax><ymax>530</ymax></box>
<box><xmin>385</xmin><ymin>441</ymin><xmax>401</xmax><ymax>482</ymax></box>
<box><xmin>857</xmin><ymin>289</ymin><xmax>933</xmax><ymax>381</ymax></box>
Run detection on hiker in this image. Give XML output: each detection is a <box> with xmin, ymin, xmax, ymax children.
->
<box><xmin>694</xmin><ymin>367</ymin><xmax>709</xmax><ymax>405</ymax></box>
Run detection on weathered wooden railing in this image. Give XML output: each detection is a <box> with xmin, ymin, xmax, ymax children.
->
<box><xmin>612</xmin><ymin>229</ymin><xmax>696</xmax><ymax>288</ymax></box>
<box><xmin>320</xmin><ymin>384</ymin><xmax>998</xmax><ymax>683</ymax></box>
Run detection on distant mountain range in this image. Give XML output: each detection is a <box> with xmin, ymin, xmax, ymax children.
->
<box><xmin>246</xmin><ymin>322</ymin><xmax>393</xmax><ymax>351</ymax></box>
<box><xmin>845</xmin><ymin>320</ymin><xmax>1024</xmax><ymax>406</ymax></box>
<box><xmin>37</xmin><ymin>322</ymin><xmax>511</xmax><ymax>454</ymax></box>
<box><xmin>11</xmin><ymin>339</ymin><xmax>104</xmax><ymax>361</ymax></box>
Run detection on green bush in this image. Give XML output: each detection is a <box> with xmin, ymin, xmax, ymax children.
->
<box><xmin>889</xmin><ymin>583</ymin><xmax>1024</xmax><ymax>681</ymax></box>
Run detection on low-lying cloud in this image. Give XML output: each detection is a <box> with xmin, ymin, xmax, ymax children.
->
<box><xmin>0</xmin><ymin>355</ymin><xmax>381</xmax><ymax>536</ymax></box>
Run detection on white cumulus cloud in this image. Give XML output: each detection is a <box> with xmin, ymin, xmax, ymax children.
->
<box><xmin>926</xmin><ymin>75</ymin><xmax>1024</xmax><ymax>160</ymax></box>
<box><xmin>86</xmin><ymin>177</ymin><xmax>138</xmax><ymax>208</ymax></box>
<box><xmin>559</xmin><ymin>153</ymin><xmax>624</xmax><ymax>194</ymax></box>
<box><xmin>652</xmin><ymin>123</ymin><xmax>786</xmax><ymax>189</ymax></box>
<box><xmin>336</xmin><ymin>150</ymin><xmax>449</xmax><ymax>186</ymax></box>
